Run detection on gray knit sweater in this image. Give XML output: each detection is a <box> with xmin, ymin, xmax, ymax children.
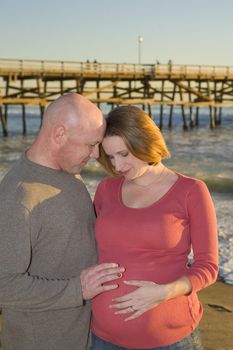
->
<box><xmin>0</xmin><ymin>153</ymin><xmax>97</xmax><ymax>350</ymax></box>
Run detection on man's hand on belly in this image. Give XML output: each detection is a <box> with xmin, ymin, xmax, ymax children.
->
<box><xmin>80</xmin><ymin>263</ymin><xmax>125</xmax><ymax>300</ymax></box>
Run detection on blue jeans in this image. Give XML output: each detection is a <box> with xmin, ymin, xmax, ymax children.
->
<box><xmin>91</xmin><ymin>328</ymin><xmax>204</xmax><ymax>350</ymax></box>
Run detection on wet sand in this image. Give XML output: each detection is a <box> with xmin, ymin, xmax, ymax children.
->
<box><xmin>0</xmin><ymin>281</ymin><xmax>232</xmax><ymax>349</ymax></box>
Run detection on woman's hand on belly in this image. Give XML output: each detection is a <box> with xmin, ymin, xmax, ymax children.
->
<box><xmin>109</xmin><ymin>275</ymin><xmax>192</xmax><ymax>321</ymax></box>
<box><xmin>109</xmin><ymin>279</ymin><xmax>167</xmax><ymax>321</ymax></box>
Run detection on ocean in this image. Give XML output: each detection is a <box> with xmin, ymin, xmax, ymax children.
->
<box><xmin>0</xmin><ymin>105</ymin><xmax>232</xmax><ymax>284</ymax></box>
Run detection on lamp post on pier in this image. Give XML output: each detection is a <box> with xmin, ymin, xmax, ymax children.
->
<box><xmin>138</xmin><ymin>35</ymin><xmax>143</xmax><ymax>64</ymax></box>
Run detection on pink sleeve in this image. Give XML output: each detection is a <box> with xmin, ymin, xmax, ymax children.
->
<box><xmin>185</xmin><ymin>181</ymin><xmax>218</xmax><ymax>292</ymax></box>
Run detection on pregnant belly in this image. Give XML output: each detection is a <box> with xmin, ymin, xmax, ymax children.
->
<box><xmin>91</xmin><ymin>267</ymin><xmax>163</xmax><ymax>345</ymax></box>
<box><xmin>91</xmin><ymin>264</ymin><xmax>198</xmax><ymax>348</ymax></box>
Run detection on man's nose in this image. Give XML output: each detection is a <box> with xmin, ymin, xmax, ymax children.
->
<box><xmin>90</xmin><ymin>144</ymin><xmax>99</xmax><ymax>159</ymax></box>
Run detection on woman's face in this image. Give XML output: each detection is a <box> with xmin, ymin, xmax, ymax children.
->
<box><xmin>102</xmin><ymin>135</ymin><xmax>149</xmax><ymax>180</ymax></box>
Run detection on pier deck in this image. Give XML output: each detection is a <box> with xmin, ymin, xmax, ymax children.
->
<box><xmin>1</xmin><ymin>58</ymin><xmax>233</xmax><ymax>134</ymax></box>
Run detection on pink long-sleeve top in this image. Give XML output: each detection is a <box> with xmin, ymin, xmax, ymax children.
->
<box><xmin>92</xmin><ymin>173</ymin><xmax>218</xmax><ymax>348</ymax></box>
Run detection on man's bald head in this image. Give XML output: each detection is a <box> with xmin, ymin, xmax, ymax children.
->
<box><xmin>27</xmin><ymin>93</ymin><xmax>105</xmax><ymax>173</ymax></box>
<box><xmin>41</xmin><ymin>93</ymin><xmax>102</xmax><ymax>133</ymax></box>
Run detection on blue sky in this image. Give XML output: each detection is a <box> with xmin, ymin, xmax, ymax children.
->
<box><xmin>1</xmin><ymin>0</ymin><xmax>233</xmax><ymax>66</ymax></box>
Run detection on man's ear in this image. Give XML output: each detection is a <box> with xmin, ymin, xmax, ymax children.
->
<box><xmin>53</xmin><ymin>124</ymin><xmax>67</xmax><ymax>145</ymax></box>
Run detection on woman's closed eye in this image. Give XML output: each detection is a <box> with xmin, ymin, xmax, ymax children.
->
<box><xmin>108</xmin><ymin>151</ymin><xmax>129</xmax><ymax>160</ymax></box>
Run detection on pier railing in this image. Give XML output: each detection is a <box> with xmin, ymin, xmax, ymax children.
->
<box><xmin>1</xmin><ymin>58</ymin><xmax>233</xmax><ymax>80</ymax></box>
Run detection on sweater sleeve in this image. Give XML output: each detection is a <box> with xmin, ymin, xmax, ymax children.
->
<box><xmin>0</xmin><ymin>200</ymin><xmax>83</xmax><ymax>312</ymax></box>
<box><xmin>185</xmin><ymin>180</ymin><xmax>218</xmax><ymax>292</ymax></box>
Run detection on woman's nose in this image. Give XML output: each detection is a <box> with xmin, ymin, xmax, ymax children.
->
<box><xmin>114</xmin><ymin>158</ymin><xmax>124</xmax><ymax>171</ymax></box>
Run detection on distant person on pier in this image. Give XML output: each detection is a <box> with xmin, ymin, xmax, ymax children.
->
<box><xmin>0</xmin><ymin>93</ymin><xmax>124</xmax><ymax>350</ymax></box>
<box><xmin>91</xmin><ymin>105</ymin><xmax>218</xmax><ymax>350</ymax></box>
<box><xmin>86</xmin><ymin>59</ymin><xmax>91</xmax><ymax>70</ymax></box>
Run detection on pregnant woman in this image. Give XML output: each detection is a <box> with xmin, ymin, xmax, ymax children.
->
<box><xmin>91</xmin><ymin>105</ymin><xmax>218</xmax><ymax>350</ymax></box>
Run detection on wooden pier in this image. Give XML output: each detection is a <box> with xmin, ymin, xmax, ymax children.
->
<box><xmin>1</xmin><ymin>58</ymin><xmax>233</xmax><ymax>135</ymax></box>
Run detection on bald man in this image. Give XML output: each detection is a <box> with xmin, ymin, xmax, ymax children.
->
<box><xmin>0</xmin><ymin>94</ymin><xmax>124</xmax><ymax>350</ymax></box>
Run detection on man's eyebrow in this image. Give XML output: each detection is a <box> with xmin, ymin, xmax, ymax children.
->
<box><xmin>87</xmin><ymin>141</ymin><xmax>101</xmax><ymax>145</ymax></box>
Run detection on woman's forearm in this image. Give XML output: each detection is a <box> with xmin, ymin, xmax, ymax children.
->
<box><xmin>164</xmin><ymin>276</ymin><xmax>192</xmax><ymax>301</ymax></box>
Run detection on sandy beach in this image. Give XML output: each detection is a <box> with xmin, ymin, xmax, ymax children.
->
<box><xmin>198</xmin><ymin>281</ymin><xmax>233</xmax><ymax>350</ymax></box>
<box><xmin>0</xmin><ymin>281</ymin><xmax>232</xmax><ymax>350</ymax></box>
